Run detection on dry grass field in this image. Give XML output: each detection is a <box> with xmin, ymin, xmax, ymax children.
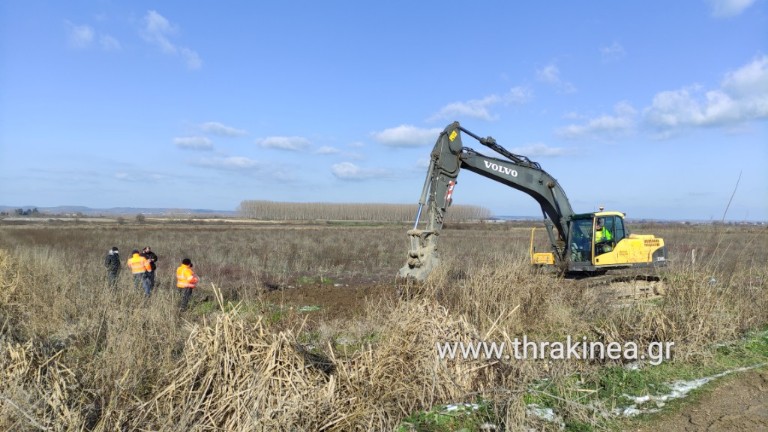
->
<box><xmin>0</xmin><ymin>219</ymin><xmax>766</xmax><ymax>431</ymax></box>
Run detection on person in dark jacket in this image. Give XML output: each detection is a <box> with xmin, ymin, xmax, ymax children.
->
<box><xmin>104</xmin><ymin>247</ymin><xmax>121</xmax><ymax>289</ymax></box>
<box><xmin>142</xmin><ymin>246</ymin><xmax>158</xmax><ymax>293</ymax></box>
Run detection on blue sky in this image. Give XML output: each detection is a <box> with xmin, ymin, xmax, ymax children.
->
<box><xmin>1</xmin><ymin>1</ymin><xmax>766</xmax><ymax>221</ymax></box>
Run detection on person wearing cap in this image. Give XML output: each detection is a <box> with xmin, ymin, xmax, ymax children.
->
<box><xmin>127</xmin><ymin>249</ymin><xmax>152</xmax><ymax>293</ymax></box>
<box><xmin>594</xmin><ymin>218</ymin><xmax>614</xmax><ymax>254</ymax></box>
<box><xmin>104</xmin><ymin>247</ymin><xmax>121</xmax><ymax>289</ymax></box>
<box><xmin>142</xmin><ymin>246</ymin><xmax>158</xmax><ymax>292</ymax></box>
<box><xmin>176</xmin><ymin>258</ymin><xmax>199</xmax><ymax>311</ymax></box>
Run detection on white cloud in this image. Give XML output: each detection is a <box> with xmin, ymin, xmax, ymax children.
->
<box><xmin>99</xmin><ymin>34</ymin><xmax>121</xmax><ymax>51</ymax></box>
<box><xmin>708</xmin><ymin>0</ymin><xmax>755</xmax><ymax>17</ymax></box>
<box><xmin>315</xmin><ymin>146</ymin><xmax>341</xmax><ymax>155</ymax></box>
<box><xmin>174</xmin><ymin>136</ymin><xmax>213</xmax><ymax>150</ymax></box>
<box><xmin>371</xmin><ymin>125</ymin><xmax>442</xmax><ymax>147</ymax></box>
<box><xmin>510</xmin><ymin>143</ymin><xmax>568</xmax><ymax>157</ymax></box>
<box><xmin>68</xmin><ymin>24</ymin><xmax>94</xmax><ymax>48</ymax></box>
<box><xmin>257</xmin><ymin>136</ymin><xmax>311</xmax><ymax>151</ymax></box>
<box><xmin>429</xmin><ymin>86</ymin><xmax>532</xmax><ymax>122</ymax></box>
<box><xmin>722</xmin><ymin>55</ymin><xmax>768</xmax><ymax>99</ymax></box>
<box><xmin>181</xmin><ymin>47</ymin><xmax>202</xmax><ymax>70</ymax></box>
<box><xmin>66</xmin><ymin>21</ymin><xmax>120</xmax><ymax>51</ymax></box>
<box><xmin>194</xmin><ymin>156</ymin><xmax>261</xmax><ymax>170</ymax></box>
<box><xmin>191</xmin><ymin>156</ymin><xmax>294</xmax><ymax>181</ymax></box>
<box><xmin>114</xmin><ymin>171</ymin><xmax>167</xmax><ymax>183</ymax></box>
<box><xmin>141</xmin><ymin>10</ymin><xmax>176</xmax><ymax>52</ymax></box>
<box><xmin>562</xmin><ymin>111</ymin><xmax>583</xmax><ymax>121</ymax></box>
<box><xmin>536</xmin><ymin>64</ymin><xmax>576</xmax><ymax>93</ymax></box>
<box><xmin>537</xmin><ymin>64</ymin><xmax>558</xmax><ymax>83</ymax></box>
<box><xmin>343</xmin><ymin>151</ymin><xmax>365</xmax><ymax>160</ymax></box>
<box><xmin>140</xmin><ymin>10</ymin><xmax>202</xmax><ymax>70</ymax></box>
<box><xmin>601</xmin><ymin>42</ymin><xmax>626</xmax><ymax>61</ymax></box>
<box><xmin>199</xmin><ymin>122</ymin><xmax>247</xmax><ymax>137</ymax></box>
<box><xmin>644</xmin><ymin>55</ymin><xmax>768</xmax><ymax>132</ymax></box>
<box><xmin>430</xmin><ymin>95</ymin><xmax>501</xmax><ymax>121</ymax></box>
<box><xmin>557</xmin><ymin>102</ymin><xmax>637</xmax><ymax>140</ymax></box>
<box><xmin>331</xmin><ymin>162</ymin><xmax>389</xmax><ymax>180</ymax></box>
<box><xmin>506</xmin><ymin>86</ymin><xmax>533</xmax><ymax>104</ymax></box>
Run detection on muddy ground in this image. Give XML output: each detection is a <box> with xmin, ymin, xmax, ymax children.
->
<box><xmin>263</xmin><ymin>281</ymin><xmax>397</xmax><ymax>321</ymax></box>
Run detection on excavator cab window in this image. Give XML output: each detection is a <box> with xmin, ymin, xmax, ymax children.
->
<box><xmin>569</xmin><ymin>218</ymin><xmax>593</xmax><ymax>263</ymax></box>
<box><xmin>595</xmin><ymin>215</ymin><xmax>624</xmax><ymax>256</ymax></box>
<box><xmin>611</xmin><ymin>216</ymin><xmax>626</xmax><ymax>242</ymax></box>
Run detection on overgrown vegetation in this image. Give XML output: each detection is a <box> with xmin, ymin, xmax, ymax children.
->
<box><xmin>0</xmin><ymin>221</ymin><xmax>765</xmax><ymax>430</ymax></box>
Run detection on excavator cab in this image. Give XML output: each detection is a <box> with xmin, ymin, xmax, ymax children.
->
<box><xmin>567</xmin><ymin>213</ymin><xmax>622</xmax><ymax>264</ymax></box>
<box><xmin>561</xmin><ymin>211</ymin><xmax>666</xmax><ymax>272</ymax></box>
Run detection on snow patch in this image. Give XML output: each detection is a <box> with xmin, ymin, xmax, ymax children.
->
<box><xmin>614</xmin><ymin>363</ymin><xmax>767</xmax><ymax>417</ymax></box>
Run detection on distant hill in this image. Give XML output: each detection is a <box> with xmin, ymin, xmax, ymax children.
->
<box><xmin>0</xmin><ymin>205</ymin><xmax>236</xmax><ymax>217</ymax></box>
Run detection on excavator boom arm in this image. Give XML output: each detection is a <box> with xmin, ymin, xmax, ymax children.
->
<box><xmin>399</xmin><ymin>122</ymin><xmax>574</xmax><ymax>281</ymax></box>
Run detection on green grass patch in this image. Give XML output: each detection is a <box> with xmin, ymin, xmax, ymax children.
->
<box><xmin>612</xmin><ymin>329</ymin><xmax>768</xmax><ymax>429</ymax></box>
<box><xmin>334</xmin><ymin>331</ymin><xmax>378</xmax><ymax>349</ymax></box>
<box><xmin>191</xmin><ymin>299</ymin><xmax>244</xmax><ymax>315</ymax></box>
<box><xmin>513</xmin><ymin>329</ymin><xmax>768</xmax><ymax>431</ymax></box>
<box><xmin>192</xmin><ymin>300</ymin><xmax>218</xmax><ymax>315</ymax></box>
<box><xmin>296</xmin><ymin>275</ymin><xmax>335</xmax><ymax>285</ymax></box>
<box><xmin>594</xmin><ymin>328</ymin><xmax>768</xmax><ymax>404</ymax></box>
<box><xmin>396</xmin><ymin>399</ymin><xmax>498</xmax><ymax>432</ymax></box>
<box><xmin>265</xmin><ymin>304</ymin><xmax>289</xmax><ymax>324</ymax></box>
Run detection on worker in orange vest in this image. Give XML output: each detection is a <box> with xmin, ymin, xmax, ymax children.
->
<box><xmin>176</xmin><ymin>258</ymin><xmax>199</xmax><ymax>311</ymax></box>
<box><xmin>126</xmin><ymin>250</ymin><xmax>152</xmax><ymax>294</ymax></box>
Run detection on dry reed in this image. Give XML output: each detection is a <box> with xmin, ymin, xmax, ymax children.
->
<box><xmin>0</xmin><ymin>222</ymin><xmax>766</xmax><ymax>430</ymax></box>
<box><xmin>112</xmin><ymin>291</ymin><xmax>510</xmax><ymax>431</ymax></box>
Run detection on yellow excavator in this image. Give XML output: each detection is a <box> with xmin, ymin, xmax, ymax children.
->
<box><xmin>398</xmin><ymin>122</ymin><xmax>666</xmax><ymax>289</ymax></box>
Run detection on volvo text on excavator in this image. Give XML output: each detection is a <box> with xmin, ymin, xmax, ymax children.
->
<box><xmin>398</xmin><ymin>122</ymin><xmax>667</xmax><ymax>286</ymax></box>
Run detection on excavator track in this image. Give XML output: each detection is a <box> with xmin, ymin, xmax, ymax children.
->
<box><xmin>570</xmin><ymin>274</ymin><xmax>666</xmax><ymax>303</ymax></box>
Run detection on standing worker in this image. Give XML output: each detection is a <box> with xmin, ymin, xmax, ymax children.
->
<box><xmin>176</xmin><ymin>258</ymin><xmax>199</xmax><ymax>311</ymax></box>
<box><xmin>142</xmin><ymin>246</ymin><xmax>158</xmax><ymax>292</ymax></box>
<box><xmin>127</xmin><ymin>249</ymin><xmax>152</xmax><ymax>294</ymax></box>
<box><xmin>104</xmin><ymin>247</ymin><xmax>121</xmax><ymax>289</ymax></box>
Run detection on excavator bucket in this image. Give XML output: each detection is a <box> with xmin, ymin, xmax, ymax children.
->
<box><xmin>397</xmin><ymin>229</ymin><xmax>440</xmax><ymax>283</ymax></box>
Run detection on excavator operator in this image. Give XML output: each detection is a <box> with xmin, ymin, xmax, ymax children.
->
<box><xmin>595</xmin><ymin>218</ymin><xmax>613</xmax><ymax>255</ymax></box>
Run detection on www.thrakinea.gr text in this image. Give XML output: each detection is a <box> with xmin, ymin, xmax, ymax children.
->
<box><xmin>436</xmin><ymin>336</ymin><xmax>674</xmax><ymax>365</ymax></box>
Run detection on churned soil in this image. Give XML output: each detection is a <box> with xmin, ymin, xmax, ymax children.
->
<box><xmin>262</xmin><ymin>281</ymin><xmax>396</xmax><ymax>321</ymax></box>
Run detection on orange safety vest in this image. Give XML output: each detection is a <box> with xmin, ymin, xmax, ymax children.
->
<box><xmin>176</xmin><ymin>264</ymin><xmax>199</xmax><ymax>288</ymax></box>
<box><xmin>127</xmin><ymin>254</ymin><xmax>151</xmax><ymax>274</ymax></box>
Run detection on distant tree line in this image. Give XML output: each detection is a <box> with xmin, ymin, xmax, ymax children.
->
<box><xmin>237</xmin><ymin>201</ymin><xmax>492</xmax><ymax>222</ymax></box>
<box><xmin>1</xmin><ymin>208</ymin><xmax>41</xmax><ymax>216</ymax></box>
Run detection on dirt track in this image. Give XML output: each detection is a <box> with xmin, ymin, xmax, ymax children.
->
<box><xmin>633</xmin><ymin>367</ymin><xmax>768</xmax><ymax>431</ymax></box>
